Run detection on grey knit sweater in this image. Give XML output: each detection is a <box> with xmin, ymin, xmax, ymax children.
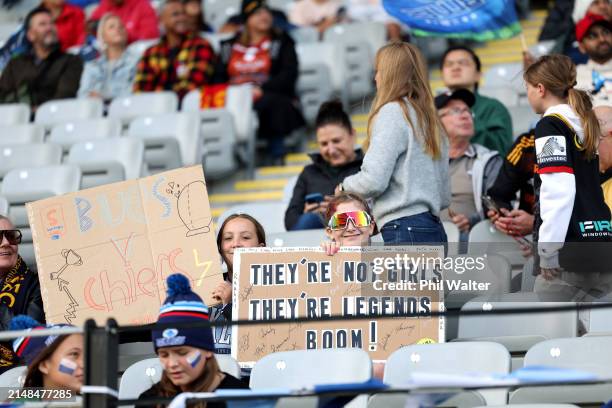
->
<box><xmin>342</xmin><ymin>100</ymin><xmax>451</xmax><ymax>228</ymax></box>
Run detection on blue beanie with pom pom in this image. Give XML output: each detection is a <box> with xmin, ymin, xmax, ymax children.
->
<box><xmin>151</xmin><ymin>274</ymin><xmax>215</xmax><ymax>352</ymax></box>
<box><xmin>9</xmin><ymin>316</ymin><xmax>72</xmax><ymax>366</ymax></box>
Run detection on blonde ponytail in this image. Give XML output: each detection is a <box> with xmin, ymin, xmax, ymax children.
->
<box><xmin>567</xmin><ymin>87</ymin><xmax>599</xmax><ymax>159</ymax></box>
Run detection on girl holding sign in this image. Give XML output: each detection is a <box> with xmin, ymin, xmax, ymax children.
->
<box><xmin>139</xmin><ymin>274</ymin><xmax>248</xmax><ymax>406</ymax></box>
<box><xmin>321</xmin><ymin>193</ymin><xmax>377</xmax><ymax>255</ymax></box>
<box><xmin>10</xmin><ymin>316</ymin><xmax>83</xmax><ymax>394</ymax></box>
<box><xmin>338</xmin><ymin>42</ymin><xmax>450</xmax><ymax>245</ymax></box>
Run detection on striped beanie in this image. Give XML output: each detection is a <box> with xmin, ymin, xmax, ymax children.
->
<box><xmin>151</xmin><ymin>274</ymin><xmax>214</xmax><ymax>352</ymax></box>
<box><xmin>10</xmin><ymin>316</ymin><xmax>71</xmax><ymax>366</ymax></box>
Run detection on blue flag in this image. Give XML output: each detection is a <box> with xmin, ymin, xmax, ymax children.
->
<box><xmin>382</xmin><ymin>0</ymin><xmax>522</xmax><ymax>41</ymax></box>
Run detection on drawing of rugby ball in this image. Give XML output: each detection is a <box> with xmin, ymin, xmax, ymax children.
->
<box><xmin>177</xmin><ymin>181</ymin><xmax>212</xmax><ymax>237</ymax></box>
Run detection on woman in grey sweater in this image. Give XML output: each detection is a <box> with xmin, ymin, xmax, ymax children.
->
<box><xmin>340</xmin><ymin>42</ymin><xmax>450</xmax><ymax>245</ymax></box>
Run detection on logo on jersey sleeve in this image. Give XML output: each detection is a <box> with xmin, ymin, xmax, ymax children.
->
<box><xmin>536</xmin><ymin>136</ymin><xmax>567</xmax><ymax>163</ymax></box>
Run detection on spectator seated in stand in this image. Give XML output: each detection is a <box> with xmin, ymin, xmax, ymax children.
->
<box><xmin>133</xmin><ymin>0</ymin><xmax>216</xmax><ymax>101</ymax></box>
<box><xmin>345</xmin><ymin>0</ymin><xmax>404</xmax><ymax>41</ymax></box>
<box><xmin>285</xmin><ymin>100</ymin><xmax>363</xmax><ymax>231</ymax></box>
<box><xmin>435</xmin><ymin>89</ymin><xmax>502</xmax><ymax>243</ymax></box>
<box><xmin>575</xmin><ymin>12</ymin><xmax>612</xmax><ymax>106</ymax></box>
<box><xmin>0</xmin><ymin>216</ymin><xmax>45</xmax><ymax>374</ymax></box>
<box><xmin>78</xmin><ymin>13</ymin><xmax>137</xmax><ymax>101</ymax></box>
<box><xmin>215</xmin><ymin>0</ymin><xmax>304</xmax><ymax>164</ymax></box>
<box><xmin>441</xmin><ymin>45</ymin><xmax>513</xmax><ymax>154</ymax></box>
<box><xmin>9</xmin><ymin>316</ymin><xmax>83</xmax><ymax>393</ymax></box>
<box><xmin>138</xmin><ymin>274</ymin><xmax>248</xmax><ymax>407</ymax></box>
<box><xmin>0</xmin><ymin>7</ymin><xmax>83</xmax><ymax>110</ymax></box>
<box><xmin>88</xmin><ymin>0</ymin><xmax>159</xmax><ymax>44</ymax></box>
<box><xmin>288</xmin><ymin>0</ymin><xmax>344</xmax><ymax>35</ymax></box>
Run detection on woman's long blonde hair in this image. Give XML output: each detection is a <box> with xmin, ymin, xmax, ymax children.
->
<box><xmin>524</xmin><ymin>54</ymin><xmax>600</xmax><ymax>159</ymax></box>
<box><xmin>364</xmin><ymin>42</ymin><xmax>443</xmax><ymax>159</ymax></box>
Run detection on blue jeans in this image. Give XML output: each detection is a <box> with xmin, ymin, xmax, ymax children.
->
<box><xmin>291</xmin><ymin>212</ymin><xmax>325</xmax><ymax>230</ymax></box>
<box><xmin>380</xmin><ymin>212</ymin><xmax>448</xmax><ymax>246</ymax></box>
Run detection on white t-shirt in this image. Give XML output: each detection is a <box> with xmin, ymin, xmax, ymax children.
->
<box><xmin>576</xmin><ymin>58</ymin><xmax>612</xmax><ymax>107</ymax></box>
<box><xmin>288</xmin><ymin>0</ymin><xmax>343</xmax><ymax>27</ymax></box>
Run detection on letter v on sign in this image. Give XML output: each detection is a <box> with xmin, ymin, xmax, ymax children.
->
<box><xmin>110</xmin><ymin>233</ymin><xmax>134</xmax><ymax>267</ymax></box>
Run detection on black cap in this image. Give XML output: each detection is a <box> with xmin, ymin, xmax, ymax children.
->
<box><xmin>241</xmin><ymin>0</ymin><xmax>268</xmax><ymax>19</ymax></box>
<box><xmin>434</xmin><ymin>88</ymin><xmax>475</xmax><ymax>110</ymax></box>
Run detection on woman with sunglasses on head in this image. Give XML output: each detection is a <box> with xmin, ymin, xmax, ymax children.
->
<box><xmin>9</xmin><ymin>315</ymin><xmax>83</xmax><ymax>395</ymax></box>
<box><xmin>338</xmin><ymin>42</ymin><xmax>450</xmax><ymax>245</ymax></box>
<box><xmin>0</xmin><ymin>215</ymin><xmax>45</xmax><ymax>374</ymax></box>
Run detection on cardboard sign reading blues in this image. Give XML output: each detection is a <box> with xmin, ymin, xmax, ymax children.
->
<box><xmin>232</xmin><ymin>247</ymin><xmax>444</xmax><ymax>367</ymax></box>
<box><xmin>27</xmin><ymin>166</ymin><xmax>223</xmax><ymax>325</ymax></box>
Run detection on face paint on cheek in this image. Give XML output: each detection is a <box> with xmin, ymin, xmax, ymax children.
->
<box><xmin>58</xmin><ymin>358</ymin><xmax>77</xmax><ymax>376</ymax></box>
<box><xmin>186</xmin><ymin>351</ymin><xmax>202</xmax><ymax>368</ymax></box>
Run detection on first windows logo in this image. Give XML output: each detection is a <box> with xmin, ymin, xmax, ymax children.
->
<box><xmin>579</xmin><ymin>220</ymin><xmax>612</xmax><ymax>236</ymax></box>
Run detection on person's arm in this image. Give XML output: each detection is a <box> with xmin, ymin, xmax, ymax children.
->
<box><xmin>342</xmin><ymin>102</ymin><xmax>408</xmax><ymax>198</ymax></box>
<box><xmin>0</xmin><ymin>59</ymin><xmax>17</xmax><ymax>102</ymax></box>
<box><xmin>284</xmin><ymin>172</ymin><xmax>308</xmax><ymax>230</ymax></box>
<box><xmin>187</xmin><ymin>40</ymin><xmax>216</xmax><ymax>90</ymax></box>
<box><xmin>261</xmin><ymin>34</ymin><xmax>298</xmax><ymax>96</ymax></box>
<box><xmin>487</xmin><ymin>133</ymin><xmax>534</xmax><ymax>210</ymax></box>
<box><xmin>77</xmin><ymin>61</ymin><xmax>99</xmax><ymax>98</ymax></box>
<box><xmin>535</xmin><ymin>117</ymin><xmax>575</xmax><ymax>268</ymax></box>
<box><xmin>54</xmin><ymin>56</ymin><xmax>83</xmax><ymax>99</ymax></box>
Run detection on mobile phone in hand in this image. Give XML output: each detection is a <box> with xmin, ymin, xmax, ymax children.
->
<box><xmin>305</xmin><ymin>193</ymin><xmax>324</xmax><ymax>204</ymax></box>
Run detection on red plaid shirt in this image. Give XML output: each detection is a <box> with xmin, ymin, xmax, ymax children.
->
<box><xmin>133</xmin><ymin>34</ymin><xmax>215</xmax><ymax>99</ymax></box>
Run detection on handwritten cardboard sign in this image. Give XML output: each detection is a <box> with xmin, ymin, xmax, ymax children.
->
<box><xmin>232</xmin><ymin>247</ymin><xmax>445</xmax><ymax>368</ymax></box>
<box><xmin>27</xmin><ymin>165</ymin><xmax>223</xmax><ymax>325</ymax></box>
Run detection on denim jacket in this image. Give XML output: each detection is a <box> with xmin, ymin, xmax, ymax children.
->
<box><xmin>77</xmin><ymin>50</ymin><xmax>137</xmax><ymax>100</ymax></box>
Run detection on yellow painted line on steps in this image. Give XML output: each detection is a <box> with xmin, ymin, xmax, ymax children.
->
<box><xmin>209</xmin><ymin>190</ymin><xmax>284</xmax><ymax>203</ymax></box>
<box><xmin>351</xmin><ymin>114</ymin><xmax>368</xmax><ymax>122</ymax></box>
<box><xmin>211</xmin><ymin>207</ymin><xmax>226</xmax><ymax>218</ymax></box>
<box><xmin>257</xmin><ymin>165</ymin><xmax>304</xmax><ymax>176</ymax></box>
<box><xmin>531</xmin><ymin>9</ymin><xmax>547</xmax><ymax>18</ymax></box>
<box><xmin>234</xmin><ymin>179</ymin><xmax>289</xmax><ymax>191</ymax></box>
<box><xmin>479</xmin><ymin>54</ymin><xmax>525</xmax><ymax>65</ymax></box>
<box><xmin>286</xmin><ymin>153</ymin><xmax>310</xmax><ymax>163</ymax></box>
<box><xmin>355</xmin><ymin>125</ymin><xmax>367</xmax><ymax>134</ymax></box>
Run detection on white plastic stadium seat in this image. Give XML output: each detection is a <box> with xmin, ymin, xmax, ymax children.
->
<box><xmin>323</xmin><ymin>22</ymin><xmax>385</xmax><ymax>66</ymax></box>
<box><xmin>1</xmin><ymin>165</ymin><xmax>81</xmax><ymax>267</ymax></box>
<box><xmin>479</xmin><ymin>87</ymin><xmax>520</xmax><ymax>107</ymax></box>
<box><xmin>289</xmin><ymin>26</ymin><xmax>319</xmax><ymax>43</ymax></box>
<box><xmin>108</xmin><ymin>92</ymin><xmax>178</xmax><ymax>125</ymax></box>
<box><xmin>49</xmin><ymin>118</ymin><xmax>121</xmax><ymax>154</ymax></box>
<box><xmin>0</xmin><ymin>124</ymin><xmax>44</xmax><ymax>146</ymax></box>
<box><xmin>126</xmin><ymin>39</ymin><xmax>158</xmax><ymax>59</ymax></box>
<box><xmin>296</xmin><ymin>42</ymin><xmax>349</xmax><ymax>107</ymax></box>
<box><xmin>0</xmin><ymin>196</ymin><xmax>7</xmax><ymax>216</ymax></box>
<box><xmin>199</xmin><ymin>110</ymin><xmax>239</xmax><ymax>180</ymax></box>
<box><xmin>67</xmin><ymin>139</ymin><xmax>145</xmax><ymax>188</ymax></box>
<box><xmin>119</xmin><ymin>355</ymin><xmax>241</xmax><ymax>404</ymax></box>
<box><xmin>510</xmin><ymin>336</ymin><xmax>612</xmax><ymax>405</ymax></box>
<box><xmin>468</xmin><ymin>220</ymin><xmax>528</xmax><ymax>270</ymax></box>
<box><xmin>250</xmin><ymin>349</ymin><xmax>371</xmax><ymax>407</ymax></box>
<box><xmin>0</xmin><ymin>365</ymin><xmax>26</xmax><ymax>387</ymax></box>
<box><xmin>297</xmin><ymin>64</ymin><xmax>334</xmax><ymax>126</ymax></box>
<box><xmin>585</xmin><ymin>300</ymin><xmax>612</xmax><ymax>335</ymax></box>
<box><xmin>35</xmin><ymin>98</ymin><xmax>103</xmax><ymax>129</ymax></box>
<box><xmin>508</xmin><ymin>106</ymin><xmax>540</xmax><ymax>136</ymax></box>
<box><xmin>0</xmin><ymin>104</ymin><xmax>30</xmax><ymax>125</ymax></box>
<box><xmin>483</xmin><ymin>63</ymin><xmax>524</xmax><ymax>95</ymax></box>
<box><xmin>267</xmin><ymin>230</ymin><xmax>324</xmax><ymax>247</ymax></box>
<box><xmin>204</xmin><ymin>0</ymin><xmax>241</xmax><ymax>30</ymax></box>
<box><xmin>0</xmin><ymin>143</ymin><xmax>62</xmax><ymax>181</ymax></box>
<box><xmin>217</xmin><ymin>202</ymin><xmax>288</xmax><ymax>235</ymax></box>
<box><xmin>457</xmin><ymin>293</ymin><xmax>578</xmax><ymax>370</ymax></box>
<box><xmin>128</xmin><ymin>113</ymin><xmax>201</xmax><ymax>172</ymax></box>
<box><xmin>381</xmin><ymin>342</ymin><xmax>510</xmax><ymax>406</ymax></box>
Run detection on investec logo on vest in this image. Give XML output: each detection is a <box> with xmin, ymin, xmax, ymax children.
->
<box><xmin>579</xmin><ymin>220</ymin><xmax>612</xmax><ymax>237</ymax></box>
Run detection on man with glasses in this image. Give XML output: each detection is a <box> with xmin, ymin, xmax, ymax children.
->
<box><xmin>0</xmin><ymin>215</ymin><xmax>44</xmax><ymax>373</ymax></box>
<box><xmin>435</xmin><ymin>89</ymin><xmax>503</xmax><ymax>244</ymax></box>
<box><xmin>576</xmin><ymin>13</ymin><xmax>612</xmax><ymax>106</ymax></box>
<box><xmin>440</xmin><ymin>45</ymin><xmax>513</xmax><ymax>154</ymax></box>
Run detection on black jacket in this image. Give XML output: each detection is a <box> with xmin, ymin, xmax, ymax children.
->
<box><xmin>214</xmin><ymin>29</ymin><xmax>299</xmax><ymax>98</ymax></box>
<box><xmin>138</xmin><ymin>373</ymin><xmax>249</xmax><ymax>408</ymax></box>
<box><xmin>0</xmin><ymin>256</ymin><xmax>45</xmax><ymax>373</ymax></box>
<box><xmin>284</xmin><ymin>150</ymin><xmax>364</xmax><ymax>230</ymax></box>
<box><xmin>0</xmin><ymin>47</ymin><xmax>83</xmax><ymax>109</ymax></box>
